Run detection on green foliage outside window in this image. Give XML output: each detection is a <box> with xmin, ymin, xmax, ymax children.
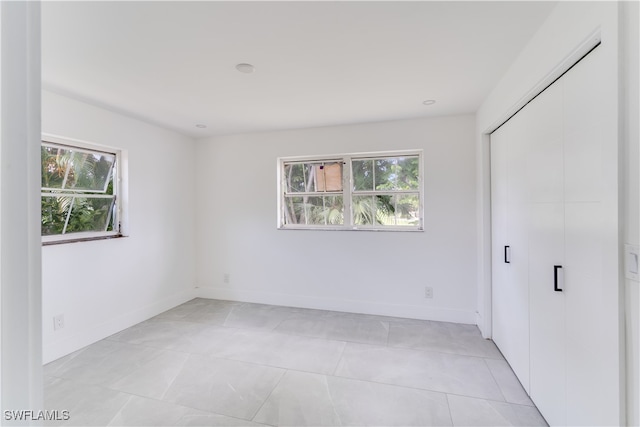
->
<box><xmin>41</xmin><ymin>143</ymin><xmax>117</xmax><ymax>237</ymax></box>
<box><xmin>351</xmin><ymin>157</ymin><xmax>420</xmax><ymax>226</ymax></box>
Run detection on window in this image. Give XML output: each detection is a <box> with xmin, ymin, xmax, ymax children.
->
<box><xmin>41</xmin><ymin>136</ymin><xmax>123</xmax><ymax>243</ymax></box>
<box><xmin>278</xmin><ymin>150</ymin><xmax>423</xmax><ymax>230</ymax></box>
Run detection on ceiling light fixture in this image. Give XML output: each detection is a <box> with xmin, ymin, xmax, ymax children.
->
<box><xmin>195</xmin><ymin>124</ymin><xmax>207</xmax><ymax>129</ymax></box>
<box><xmin>235</xmin><ymin>63</ymin><xmax>255</xmax><ymax>74</ymax></box>
<box><xmin>422</xmin><ymin>100</ymin><xmax>436</xmax><ymax>106</ymax></box>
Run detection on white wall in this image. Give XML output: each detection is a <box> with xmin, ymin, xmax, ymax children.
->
<box><xmin>41</xmin><ymin>91</ymin><xmax>197</xmax><ymax>364</ymax></box>
<box><xmin>0</xmin><ymin>1</ymin><xmax>43</xmax><ymax>415</ymax></box>
<box><xmin>476</xmin><ymin>1</ymin><xmax>630</xmax><ymax>423</ymax></box>
<box><xmin>195</xmin><ymin>115</ymin><xmax>477</xmax><ymax>323</ymax></box>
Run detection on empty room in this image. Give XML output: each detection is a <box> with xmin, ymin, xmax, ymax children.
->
<box><xmin>1</xmin><ymin>1</ymin><xmax>639</xmax><ymax>426</ymax></box>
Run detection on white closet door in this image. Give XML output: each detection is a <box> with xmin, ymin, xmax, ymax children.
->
<box><xmin>562</xmin><ymin>47</ymin><xmax>617</xmax><ymax>426</ymax></box>
<box><xmin>528</xmin><ymin>202</ymin><xmax>566</xmax><ymax>426</ymax></box>
<box><xmin>525</xmin><ymin>78</ymin><xmax>567</xmax><ymax>427</ymax></box>
<box><xmin>504</xmin><ymin>110</ymin><xmax>531</xmax><ymax>391</ymax></box>
<box><xmin>490</xmin><ymin>132</ymin><xmax>509</xmax><ymax>358</ymax></box>
<box><xmin>564</xmin><ymin>204</ymin><xmax>603</xmax><ymax>424</ymax></box>
<box><xmin>492</xmin><ymin>42</ymin><xmax>619</xmax><ymax>426</ymax></box>
<box><xmin>491</xmin><ymin>111</ymin><xmax>530</xmax><ymax>391</ymax></box>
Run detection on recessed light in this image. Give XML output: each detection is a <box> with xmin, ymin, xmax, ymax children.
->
<box><xmin>235</xmin><ymin>63</ymin><xmax>255</xmax><ymax>74</ymax></box>
<box><xmin>422</xmin><ymin>100</ymin><xmax>436</xmax><ymax>106</ymax></box>
<box><xmin>195</xmin><ymin>124</ymin><xmax>207</xmax><ymax>129</ymax></box>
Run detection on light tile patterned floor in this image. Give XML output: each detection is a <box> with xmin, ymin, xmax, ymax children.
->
<box><xmin>44</xmin><ymin>298</ymin><xmax>547</xmax><ymax>426</ymax></box>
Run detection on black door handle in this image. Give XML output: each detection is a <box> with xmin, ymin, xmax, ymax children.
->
<box><xmin>504</xmin><ymin>246</ymin><xmax>510</xmax><ymax>264</ymax></box>
<box><xmin>554</xmin><ymin>265</ymin><xmax>563</xmax><ymax>292</ymax></box>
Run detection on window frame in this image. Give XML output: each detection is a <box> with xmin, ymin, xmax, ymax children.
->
<box><xmin>277</xmin><ymin>149</ymin><xmax>424</xmax><ymax>231</ymax></box>
<box><xmin>41</xmin><ymin>134</ymin><xmax>126</xmax><ymax>245</ymax></box>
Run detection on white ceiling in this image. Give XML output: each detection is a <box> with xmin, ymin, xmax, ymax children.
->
<box><xmin>41</xmin><ymin>1</ymin><xmax>557</xmax><ymax>138</ymax></box>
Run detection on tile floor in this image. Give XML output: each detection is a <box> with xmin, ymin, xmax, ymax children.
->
<box><xmin>44</xmin><ymin>298</ymin><xmax>547</xmax><ymax>426</ymax></box>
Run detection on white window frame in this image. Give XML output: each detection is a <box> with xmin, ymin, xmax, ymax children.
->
<box><xmin>277</xmin><ymin>149</ymin><xmax>424</xmax><ymax>231</ymax></box>
<box><xmin>41</xmin><ymin>134</ymin><xmax>127</xmax><ymax>244</ymax></box>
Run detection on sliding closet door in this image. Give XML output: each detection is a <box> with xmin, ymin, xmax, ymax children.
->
<box><xmin>526</xmin><ymin>80</ymin><xmax>566</xmax><ymax>426</ymax></box>
<box><xmin>491</xmin><ymin>110</ymin><xmax>530</xmax><ymax>391</ymax></box>
<box><xmin>490</xmin><ymin>132</ymin><xmax>509</xmax><ymax>356</ymax></box>
<box><xmin>491</xmin><ymin>41</ymin><xmax>619</xmax><ymax>426</ymax></box>
<box><xmin>562</xmin><ymin>47</ymin><xmax>616</xmax><ymax>426</ymax></box>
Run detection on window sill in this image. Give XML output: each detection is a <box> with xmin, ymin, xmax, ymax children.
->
<box><xmin>42</xmin><ymin>234</ymin><xmax>125</xmax><ymax>246</ymax></box>
<box><xmin>277</xmin><ymin>226</ymin><xmax>423</xmax><ymax>232</ymax></box>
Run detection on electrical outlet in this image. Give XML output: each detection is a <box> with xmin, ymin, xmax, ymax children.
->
<box><xmin>53</xmin><ymin>314</ymin><xmax>65</xmax><ymax>331</ymax></box>
<box><xmin>424</xmin><ymin>287</ymin><xmax>433</xmax><ymax>299</ymax></box>
<box><xmin>223</xmin><ymin>273</ymin><xmax>230</xmax><ymax>284</ymax></box>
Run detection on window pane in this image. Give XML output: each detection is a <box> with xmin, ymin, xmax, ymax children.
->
<box><xmin>66</xmin><ymin>151</ymin><xmax>116</xmax><ymax>192</ymax></box>
<box><xmin>284</xmin><ymin>195</ymin><xmax>344</xmax><ymax>225</ymax></box>
<box><xmin>284</xmin><ymin>196</ymin><xmax>324</xmax><ymax>225</ymax></box>
<box><xmin>322</xmin><ymin>195</ymin><xmax>344</xmax><ymax>225</ymax></box>
<box><xmin>352</xmin><ymin>159</ymin><xmax>373</xmax><ymax>191</ymax></box>
<box><xmin>285</xmin><ymin>162</ymin><xmax>342</xmax><ymax>193</ymax></box>
<box><xmin>370</xmin><ymin>156</ymin><xmax>420</xmax><ymax>191</ymax></box>
<box><xmin>42</xmin><ymin>145</ymin><xmax>115</xmax><ymax>193</ymax></box>
<box><xmin>353</xmin><ymin>194</ymin><xmax>419</xmax><ymax>227</ymax></box>
<box><xmin>352</xmin><ymin>195</ymin><xmax>376</xmax><ymax>225</ymax></box>
<box><xmin>41</xmin><ymin>146</ymin><xmax>72</xmax><ymax>190</ymax></box>
<box><xmin>303</xmin><ymin>196</ymin><xmax>325</xmax><ymax>225</ymax></box>
<box><xmin>375</xmin><ymin>194</ymin><xmax>395</xmax><ymax>225</ymax></box>
<box><xmin>395</xmin><ymin>157</ymin><xmax>420</xmax><ymax>190</ymax></box>
<box><xmin>374</xmin><ymin>158</ymin><xmax>395</xmax><ymax>190</ymax></box>
<box><xmin>283</xmin><ymin>196</ymin><xmax>303</xmax><ymax>224</ymax></box>
<box><xmin>285</xmin><ymin>164</ymin><xmax>307</xmax><ymax>193</ymax></box>
<box><xmin>64</xmin><ymin>196</ymin><xmax>115</xmax><ymax>234</ymax></box>
<box><xmin>394</xmin><ymin>193</ymin><xmax>420</xmax><ymax>226</ymax></box>
<box><xmin>41</xmin><ymin>195</ymin><xmax>72</xmax><ymax>236</ymax></box>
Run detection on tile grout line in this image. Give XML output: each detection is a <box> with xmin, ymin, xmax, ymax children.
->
<box><xmin>101</xmin><ymin>386</ymin><xmax>270</xmax><ymax>427</ymax></box>
<box><xmin>165</xmin><ymin>348</ymin><xmax>343</xmax><ymax>378</ymax></box>
<box><xmin>267</xmin><ymin>326</ymin><xmax>388</xmax><ymax>348</ymax></box>
<box><xmin>249</xmin><ymin>369</ymin><xmax>288</xmax><ymax>423</ymax></box>
<box><xmin>480</xmin><ymin>358</ymin><xmax>537</xmax><ymax>408</ymax></box>
<box><xmin>44</xmin><ymin>347</ymin><xmax>86</xmax><ymax>375</ymax></box>
<box><xmin>333</xmin><ymin>356</ymin><xmax>539</xmax><ymax>411</ymax></box>
<box><xmin>444</xmin><ymin>393</ymin><xmax>456</xmax><ymax>426</ymax></box>
<box><xmin>322</xmin><ymin>374</ymin><xmax>345</xmax><ymax>427</ymax></box>
<box><xmin>220</xmin><ymin>304</ymin><xmax>239</xmax><ymax>327</ymax></box>
<box><xmin>384</xmin><ymin>341</ymin><xmax>505</xmax><ymax>361</ymax></box>
<box><xmin>330</xmin><ymin>342</ymin><xmax>348</xmax><ymax>376</ymax></box>
<box><xmin>326</xmin><ymin>368</ymin><xmax>538</xmax><ymax>408</ymax></box>
<box><xmin>212</xmin><ymin>313</ymin><xmax>392</xmax><ymax>348</ymax></box>
<box><xmin>111</xmin><ymin>345</ymin><xmax>170</xmax><ymax>382</ymax></box>
<box><xmin>440</xmin><ymin>389</ymin><xmax>541</xmax><ymax>408</ymax></box>
<box><xmin>95</xmin><ymin>391</ymin><xmax>133</xmax><ymax>427</ymax></box>
<box><xmin>157</xmin><ymin>353</ymin><xmax>190</xmax><ymax>401</ymax></box>
<box><xmin>385</xmin><ymin>321</ymin><xmax>391</xmax><ymax>346</ymax></box>
<box><xmin>482</xmin><ymin>357</ymin><xmax>508</xmax><ymax>403</ymax></box>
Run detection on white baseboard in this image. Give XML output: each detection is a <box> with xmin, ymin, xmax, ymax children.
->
<box><xmin>43</xmin><ymin>288</ymin><xmax>197</xmax><ymax>364</ymax></box>
<box><xmin>476</xmin><ymin>311</ymin><xmax>490</xmax><ymax>338</ymax></box>
<box><xmin>195</xmin><ymin>287</ymin><xmax>476</xmax><ymax>324</ymax></box>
